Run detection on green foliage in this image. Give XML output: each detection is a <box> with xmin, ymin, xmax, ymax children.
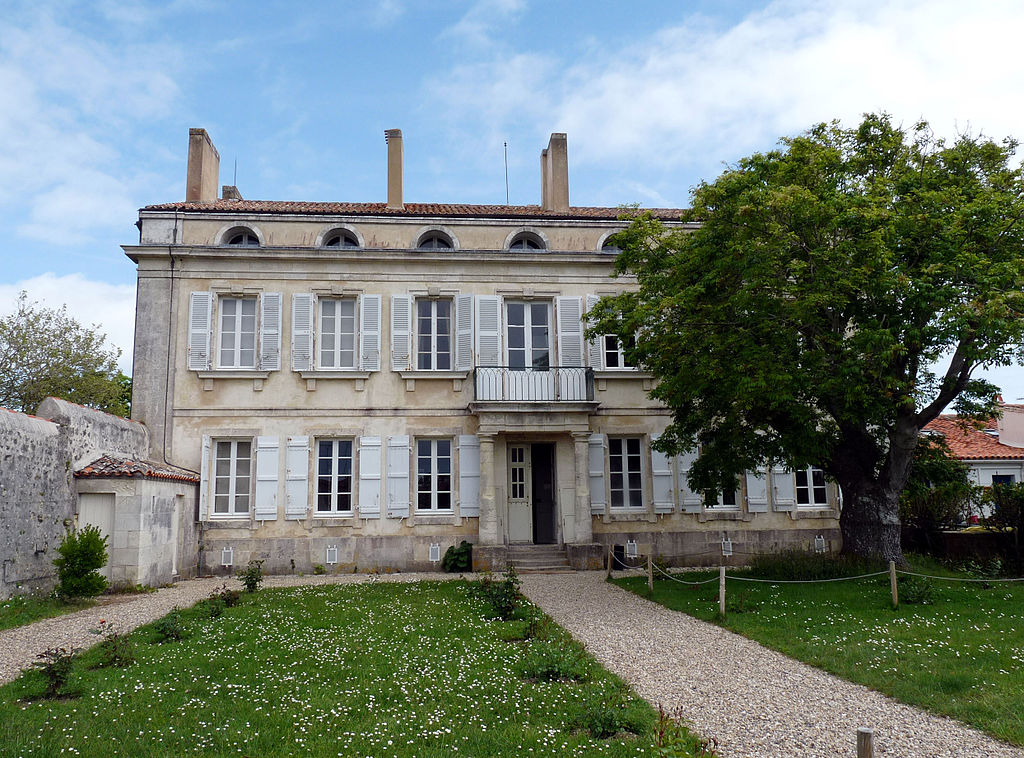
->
<box><xmin>32</xmin><ymin>646</ymin><xmax>77</xmax><ymax>698</ymax></box>
<box><xmin>472</xmin><ymin>564</ymin><xmax>521</xmax><ymax>620</ymax></box>
<box><xmin>590</xmin><ymin>114</ymin><xmax>1024</xmax><ymax>560</ymax></box>
<box><xmin>575</xmin><ymin>694</ymin><xmax>650</xmax><ymax>739</ymax></box>
<box><xmin>204</xmin><ymin>596</ymin><xmax>226</xmax><ymax>618</ymax></box>
<box><xmin>748</xmin><ymin>549</ymin><xmax>885</xmax><ymax>581</ymax></box>
<box><xmin>518</xmin><ymin>638</ymin><xmax>590</xmax><ymax>682</ymax></box>
<box><xmin>236</xmin><ymin>559</ymin><xmax>264</xmax><ymax>592</ymax></box>
<box><xmin>53</xmin><ymin>525</ymin><xmax>108</xmax><ymax>600</ymax></box>
<box><xmin>983</xmin><ymin>482</ymin><xmax>1024</xmax><ymax>571</ymax></box>
<box><xmin>152</xmin><ymin>607</ymin><xmax>185</xmax><ymax>642</ymax></box>
<box><xmin>210</xmin><ymin>584</ymin><xmax>242</xmax><ymax>608</ymax></box>
<box><xmin>442</xmin><ymin>540</ymin><xmax>473</xmax><ymax>572</ymax></box>
<box><xmin>899</xmin><ymin>576</ymin><xmax>935</xmax><ymax>605</ymax></box>
<box><xmin>654</xmin><ymin>706</ymin><xmax>718</xmax><ymax>757</ymax></box>
<box><xmin>900</xmin><ymin>437</ymin><xmax>978</xmax><ymax>541</ymax></box>
<box><xmin>0</xmin><ymin>594</ymin><xmax>93</xmax><ymax>632</ymax></box>
<box><xmin>0</xmin><ymin>292</ymin><xmax>126</xmax><ymax>415</ymax></box>
<box><xmin>945</xmin><ymin>555</ymin><xmax>1004</xmax><ymax>579</ymax></box>
<box><xmin>312</xmin><ymin>564</ymin><xmax>326</xmax><ymax>575</ymax></box>
<box><xmin>92</xmin><ymin>620</ymin><xmax>136</xmax><ymax>668</ymax></box>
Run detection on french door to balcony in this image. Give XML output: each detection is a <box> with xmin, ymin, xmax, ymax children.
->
<box><xmin>506</xmin><ymin>301</ymin><xmax>554</xmax><ymax>401</ymax></box>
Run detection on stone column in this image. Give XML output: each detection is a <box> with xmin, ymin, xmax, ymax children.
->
<box><xmin>478</xmin><ymin>433</ymin><xmax>499</xmax><ymax>545</ymax></box>
<box><xmin>572</xmin><ymin>432</ymin><xmax>593</xmax><ymax>543</ymax></box>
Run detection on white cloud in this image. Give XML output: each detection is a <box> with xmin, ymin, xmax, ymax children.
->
<box><xmin>0</xmin><ymin>274</ymin><xmax>136</xmax><ymax>373</ymax></box>
<box><xmin>441</xmin><ymin>0</ymin><xmax>526</xmax><ymax>49</ymax></box>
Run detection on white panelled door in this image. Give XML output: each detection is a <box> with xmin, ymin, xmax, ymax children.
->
<box><xmin>507</xmin><ymin>444</ymin><xmax>533</xmax><ymax>543</ymax></box>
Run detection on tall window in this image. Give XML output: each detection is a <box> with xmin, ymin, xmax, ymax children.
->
<box><xmin>603</xmin><ymin>334</ymin><xmax>635</xmax><ymax>369</ymax></box>
<box><xmin>219</xmin><ymin>297</ymin><xmax>257</xmax><ymax>368</ymax></box>
<box><xmin>506</xmin><ymin>301</ymin><xmax>550</xmax><ymax>369</ymax></box>
<box><xmin>416</xmin><ymin>298</ymin><xmax>452</xmax><ymax>370</ymax></box>
<box><xmin>416</xmin><ymin>439</ymin><xmax>452</xmax><ymax>511</ymax></box>
<box><xmin>796</xmin><ymin>467</ymin><xmax>828</xmax><ymax>507</ymax></box>
<box><xmin>213</xmin><ymin>440</ymin><xmax>251</xmax><ymax>515</ymax></box>
<box><xmin>319</xmin><ymin>298</ymin><xmax>357</xmax><ymax>369</ymax></box>
<box><xmin>316</xmin><ymin>439</ymin><xmax>353</xmax><ymax>513</ymax></box>
<box><xmin>609</xmin><ymin>437</ymin><xmax>643</xmax><ymax>508</ymax></box>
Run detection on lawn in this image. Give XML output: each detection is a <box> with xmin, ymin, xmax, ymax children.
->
<box><xmin>0</xmin><ymin>580</ymin><xmax>705</xmax><ymax>757</ymax></box>
<box><xmin>0</xmin><ymin>594</ymin><xmax>94</xmax><ymax>632</ymax></box>
<box><xmin>614</xmin><ymin>562</ymin><xmax>1024</xmax><ymax>746</ymax></box>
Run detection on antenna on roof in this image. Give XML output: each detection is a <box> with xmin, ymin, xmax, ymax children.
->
<box><xmin>233</xmin><ymin>158</ymin><xmax>237</xmax><ymax>187</ymax></box>
<box><xmin>504</xmin><ymin>141</ymin><xmax>509</xmax><ymax>205</ymax></box>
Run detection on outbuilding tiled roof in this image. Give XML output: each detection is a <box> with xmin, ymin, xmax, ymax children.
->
<box><xmin>923</xmin><ymin>415</ymin><xmax>1024</xmax><ymax>460</ymax></box>
<box><xmin>75</xmin><ymin>455</ymin><xmax>200</xmax><ymax>483</ymax></box>
<box><xmin>141</xmin><ymin>199</ymin><xmax>687</xmax><ymax>221</ymax></box>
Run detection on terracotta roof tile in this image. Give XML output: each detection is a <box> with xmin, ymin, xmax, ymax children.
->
<box><xmin>141</xmin><ymin>199</ymin><xmax>686</xmax><ymax>221</ymax></box>
<box><xmin>75</xmin><ymin>454</ymin><xmax>200</xmax><ymax>483</ymax></box>
<box><xmin>922</xmin><ymin>415</ymin><xmax>1024</xmax><ymax>460</ymax></box>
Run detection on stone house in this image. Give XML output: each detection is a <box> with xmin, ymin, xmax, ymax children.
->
<box><xmin>124</xmin><ymin>128</ymin><xmax>841</xmax><ymax>575</ymax></box>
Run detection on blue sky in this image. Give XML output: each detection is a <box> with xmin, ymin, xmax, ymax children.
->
<box><xmin>3</xmin><ymin>0</ymin><xmax>1024</xmax><ymax>399</ymax></box>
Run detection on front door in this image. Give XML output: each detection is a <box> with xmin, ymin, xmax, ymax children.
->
<box><xmin>507</xmin><ymin>443</ymin><xmax>558</xmax><ymax>544</ymax></box>
<box><xmin>508</xmin><ymin>444</ymin><xmax>532</xmax><ymax>543</ymax></box>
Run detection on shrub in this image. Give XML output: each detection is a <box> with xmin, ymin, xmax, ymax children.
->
<box><xmin>748</xmin><ymin>549</ymin><xmax>884</xmax><ymax>581</ymax></box>
<box><xmin>442</xmin><ymin>541</ymin><xmax>473</xmax><ymax>573</ymax></box>
<box><xmin>236</xmin><ymin>559</ymin><xmax>264</xmax><ymax>593</ymax></box>
<box><xmin>576</xmin><ymin>695</ymin><xmax>649</xmax><ymax>739</ymax></box>
<box><xmin>91</xmin><ymin>619</ymin><xmax>136</xmax><ymax>668</ymax></box>
<box><xmin>899</xmin><ymin>575</ymin><xmax>935</xmax><ymax>605</ymax></box>
<box><xmin>33</xmin><ymin>647</ymin><xmax>77</xmax><ymax>698</ymax></box>
<box><xmin>518</xmin><ymin>639</ymin><xmax>590</xmax><ymax>682</ymax></box>
<box><xmin>472</xmin><ymin>565</ymin><xmax>520</xmax><ymax>620</ymax></box>
<box><xmin>724</xmin><ymin>590</ymin><xmax>759</xmax><ymax>614</ymax></box>
<box><xmin>312</xmin><ymin>564</ymin><xmax>326</xmax><ymax>575</ymax></box>
<box><xmin>211</xmin><ymin>584</ymin><xmax>242</xmax><ymax>608</ymax></box>
<box><xmin>654</xmin><ymin>705</ymin><xmax>718</xmax><ymax>757</ymax></box>
<box><xmin>153</xmin><ymin>607</ymin><xmax>185</xmax><ymax>642</ymax></box>
<box><xmin>53</xmin><ymin>525</ymin><xmax>108</xmax><ymax>600</ymax></box>
<box><xmin>204</xmin><ymin>596</ymin><xmax>226</xmax><ymax>618</ymax></box>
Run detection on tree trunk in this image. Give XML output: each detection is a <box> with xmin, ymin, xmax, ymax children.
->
<box><xmin>838</xmin><ymin>480</ymin><xmax>904</xmax><ymax>564</ymax></box>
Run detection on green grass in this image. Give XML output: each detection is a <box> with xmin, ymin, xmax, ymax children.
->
<box><xmin>0</xmin><ymin>594</ymin><xmax>93</xmax><ymax>632</ymax></box>
<box><xmin>0</xmin><ymin>581</ymin><xmax>709</xmax><ymax>757</ymax></box>
<box><xmin>615</xmin><ymin>560</ymin><xmax>1024</xmax><ymax>746</ymax></box>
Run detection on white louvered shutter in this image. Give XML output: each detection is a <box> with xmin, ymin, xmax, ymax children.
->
<box><xmin>358</xmin><ymin>436</ymin><xmax>382</xmax><ymax>517</ymax></box>
<box><xmin>259</xmin><ymin>293</ymin><xmax>282</xmax><ymax>371</ymax></box>
<box><xmin>772</xmin><ymin>467</ymin><xmax>796</xmax><ymax>511</ymax></box>
<box><xmin>457</xmin><ymin>435</ymin><xmax>480</xmax><ymax>517</ymax></box>
<box><xmin>391</xmin><ymin>295</ymin><xmax>413</xmax><ymax>371</ymax></box>
<box><xmin>188</xmin><ymin>292</ymin><xmax>213</xmax><ymax>370</ymax></box>
<box><xmin>475</xmin><ymin>295</ymin><xmax>502</xmax><ymax>366</ymax></box>
<box><xmin>199</xmin><ymin>434</ymin><xmax>211</xmax><ymax>520</ymax></box>
<box><xmin>588</xmin><ymin>433</ymin><xmax>607</xmax><ymax>514</ymax></box>
<box><xmin>651</xmin><ymin>434</ymin><xmax>675</xmax><ymax>514</ymax></box>
<box><xmin>585</xmin><ymin>294</ymin><xmax>602</xmax><ymax>369</ymax></box>
<box><xmin>291</xmin><ymin>293</ymin><xmax>314</xmax><ymax>372</ymax></box>
<box><xmin>455</xmin><ymin>294</ymin><xmax>474</xmax><ymax>371</ymax></box>
<box><xmin>359</xmin><ymin>295</ymin><xmax>382</xmax><ymax>371</ymax></box>
<box><xmin>254</xmin><ymin>436</ymin><xmax>279</xmax><ymax>520</ymax></box>
<box><xmin>284</xmin><ymin>436</ymin><xmax>309</xmax><ymax>520</ymax></box>
<box><xmin>745</xmin><ymin>467</ymin><xmax>769</xmax><ymax>513</ymax></box>
<box><xmin>556</xmin><ymin>296</ymin><xmax>585</xmax><ymax>367</ymax></box>
<box><xmin>678</xmin><ymin>449</ymin><xmax>703</xmax><ymax>513</ymax></box>
<box><xmin>386</xmin><ymin>435</ymin><xmax>411</xmax><ymax>518</ymax></box>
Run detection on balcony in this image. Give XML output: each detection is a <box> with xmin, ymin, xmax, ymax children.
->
<box><xmin>474</xmin><ymin>366</ymin><xmax>594</xmax><ymax>402</ymax></box>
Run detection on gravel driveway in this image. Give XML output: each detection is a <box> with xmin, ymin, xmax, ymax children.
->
<box><xmin>520</xmin><ymin>571</ymin><xmax>1024</xmax><ymax>758</ymax></box>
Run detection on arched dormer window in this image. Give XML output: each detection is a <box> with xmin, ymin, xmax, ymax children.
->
<box><xmin>508</xmin><ymin>232</ymin><xmax>545</xmax><ymax>251</ymax></box>
<box><xmin>599</xmin><ymin>230</ymin><xmax>623</xmax><ymax>254</ymax></box>
<box><xmin>224</xmin><ymin>227</ymin><xmax>259</xmax><ymax>247</ymax></box>
<box><xmin>417</xmin><ymin>231</ymin><xmax>454</xmax><ymax>250</ymax></box>
<box><xmin>324</xmin><ymin>230</ymin><xmax>360</xmax><ymax>248</ymax></box>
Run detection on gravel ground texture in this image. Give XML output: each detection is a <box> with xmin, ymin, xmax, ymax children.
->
<box><xmin>519</xmin><ymin>571</ymin><xmax>1024</xmax><ymax>758</ymax></box>
<box><xmin>0</xmin><ymin>571</ymin><xmax>455</xmax><ymax>685</ymax></box>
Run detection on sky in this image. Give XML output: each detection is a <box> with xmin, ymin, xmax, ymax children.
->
<box><xmin>2</xmin><ymin>0</ymin><xmax>1024</xmax><ymax>398</ymax></box>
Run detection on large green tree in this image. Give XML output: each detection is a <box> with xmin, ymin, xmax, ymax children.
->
<box><xmin>592</xmin><ymin>114</ymin><xmax>1024</xmax><ymax>562</ymax></box>
<box><xmin>0</xmin><ymin>292</ymin><xmax>128</xmax><ymax>416</ymax></box>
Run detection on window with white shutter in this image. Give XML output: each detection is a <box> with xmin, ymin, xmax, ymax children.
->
<box><xmin>386</xmin><ymin>435</ymin><xmax>411</xmax><ymax>518</ymax></box>
<box><xmin>285</xmin><ymin>436</ymin><xmax>309</xmax><ymax>520</ymax></box>
<box><xmin>588</xmin><ymin>433</ymin><xmax>607</xmax><ymax>514</ymax></box>
<box><xmin>315</xmin><ymin>439</ymin><xmax>353</xmax><ymax>514</ymax></box>
<box><xmin>651</xmin><ymin>435</ymin><xmax>674</xmax><ymax>514</ymax></box>
<box><xmin>677</xmin><ymin>449</ymin><xmax>703</xmax><ymax>513</ymax></box>
<box><xmin>457</xmin><ymin>435</ymin><xmax>480</xmax><ymax>517</ymax></box>
<box><xmin>358</xmin><ymin>436</ymin><xmax>382</xmax><ymax>517</ymax></box>
<box><xmin>745</xmin><ymin>467</ymin><xmax>769</xmax><ymax>513</ymax></box>
<box><xmin>199</xmin><ymin>434</ymin><xmax>211</xmax><ymax>520</ymax></box>
<box><xmin>359</xmin><ymin>295</ymin><xmax>381</xmax><ymax>371</ymax></box>
<box><xmin>254</xmin><ymin>436</ymin><xmax>279</xmax><ymax>520</ymax></box>
<box><xmin>188</xmin><ymin>292</ymin><xmax>213</xmax><ymax>371</ymax></box>
<box><xmin>585</xmin><ymin>294</ymin><xmax>602</xmax><ymax>369</ymax></box>
<box><xmin>772</xmin><ymin>466</ymin><xmax>796</xmax><ymax>511</ymax></box>
<box><xmin>291</xmin><ymin>293</ymin><xmax>314</xmax><ymax>371</ymax></box>
<box><xmin>391</xmin><ymin>295</ymin><xmax>413</xmax><ymax>371</ymax></box>
<box><xmin>454</xmin><ymin>294</ymin><xmax>473</xmax><ymax>371</ymax></box>
<box><xmin>475</xmin><ymin>295</ymin><xmax>502</xmax><ymax>367</ymax></box>
<box><xmin>259</xmin><ymin>293</ymin><xmax>282</xmax><ymax>371</ymax></box>
<box><xmin>556</xmin><ymin>296</ymin><xmax>584</xmax><ymax>367</ymax></box>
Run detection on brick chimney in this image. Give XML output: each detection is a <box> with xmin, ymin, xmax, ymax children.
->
<box><xmin>185</xmin><ymin>128</ymin><xmax>220</xmax><ymax>203</ymax></box>
<box><xmin>540</xmin><ymin>133</ymin><xmax>569</xmax><ymax>212</ymax></box>
<box><xmin>385</xmin><ymin>128</ymin><xmax>404</xmax><ymax>210</ymax></box>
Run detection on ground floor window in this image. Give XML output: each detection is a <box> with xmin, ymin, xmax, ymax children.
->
<box><xmin>416</xmin><ymin>438</ymin><xmax>452</xmax><ymax>511</ymax></box>
<box><xmin>317</xmin><ymin>439</ymin><xmax>353</xmax><ymax>513</ymax></box>
<box><xmin>704</xmin><ymin>488</ymin><xmax>739</xmax><ymax>511</ymax></box>
<box><xmin>991</xmin><ymin>474</ymin><xmax>1016</xmax><ymax>487</ymax></box>
<box><xmin>609</xmin><ymin>437</ymin><xmax>643</xmax><ymax>508</ymax></box>
<box><xmin>796</xmin><ymin>467</ymin><xmax>828</xmax><ymax>507</ymax></box>
<box><xmin>214</xmin><ymin>439</ymin><xmax>251</xmax><ymax>515</ymax></box>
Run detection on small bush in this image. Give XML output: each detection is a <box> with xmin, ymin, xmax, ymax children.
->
<box><xmin>204</xmin><ymin>596</ymin><xmax>226</xmax><ymax>618</ymax></box>
<box><xmin>654</xmin><ymin>705</ymin><xmax>718</xmax><ymax>757</ymax></box>
<box><xmin>442</xmin><ymin>541</ymin><xmax>473</xmax><ymax>573</ymax></box>
<box><xmin>312</xmin><ymin>564</ymin><xmax>326</xmax><ymax>575</ymax></box>
<box><xmin>152</xmin><ymin>607</ymin><xmax>185</xmax><ymax>642</ymax></box>
<box><xmin>518</xmin><ymin>639</ymin><xmax>590</xmax><ymax>682</ymax></box>
<box><xmin>236</xmin><ymin>559</ymin><xmax>264</xmax><ymax>593</ymax></box>
<box><xmin>899</xmin><ymin>575</ymin><xmax>935</xmax><ymax>605</ymax></box>
<box><xmin>33</xmin><ymin>647</ymin><xmax>77</xmax><ymax>698</ymax></box>
<box><xmin>53</xmin><ymin>525</ymin><xmax>108</xmax><ymax>601</ymax></box>
<box><xmin>472</xmin><ymin>565</ymin><xmax>520</xmax><ymax>620</ymax></box>
<box><xmin>945</xmin><ymin>555</ymin><xmax>1004</xmax><ymax>579</ymax></box>
<box><xmin>211</xmin><ymin>584</ymin><xmax>242</xmax><ymax>608</ymax></box>
<box><xmin>724</xmin><ymin>590</ymin><xmax>759</xmax><ymax>614</ymax></box>
<box><xmin>91</xmin><ymin>619</ymin><xmax>136</xmax><ymax>668</ymax></box>
<box><xmin>748</xmin><ymin>549</ymin><xmax>884</xmax><ymax>581</ymax></box>
<box><xmin>575</xmin><ymin>695</ymin><xmax>649</xmax><ymax>739</ymax></box>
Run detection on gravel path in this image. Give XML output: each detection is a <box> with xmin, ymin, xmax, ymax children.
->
<box><xmin>0</xmin><ymin>571</ymin><xmax>454</xmax><ymax>685</ymax></box>
<box><xmin>520</xmin><ymin>571</ymin><xmax>1024</xmax><ymax>758</ymax></box>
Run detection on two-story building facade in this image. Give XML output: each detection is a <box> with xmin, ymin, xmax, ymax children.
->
<box><xmin>125</xmin><ymin>128</ymin><xmax>840</xmax><ymax>574</ymax></box>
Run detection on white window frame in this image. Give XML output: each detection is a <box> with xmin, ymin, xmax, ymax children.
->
<box><xmin>315</xmin><ymin>438</ymin><xmax>355</xmax><ymax>515</ymax></box>
<box><xmin>212</xmin><ymin>439</ymin><xmax>253</xmax><ymax>517</ymax></box>
<box><xmin>603</xmin><ymin>333</ymin><xmax>636</xmax><ymax>370</ymax></box>
<box><xmin>317</xmin><ymin>297</ymin><xmax>358</xmax><ymax>370</ymax></box>
<box><xmin>704</xmin><ymin>486</ymin><xmax>740</xmax><ymax>512</ymax></box>
<box><xmin>608</xmin><ymin>436</ymin><xmax>644</xmax><ymax>510</ymax></box>
<box><xmin>415</xmin><ymin>297</ymin><xmax>453</xmax><ymax>371</ymax></box>
<box><xmin>795</xmin><ymin>467</ymin><xmax>829</xmax><ymax>508</ymax></box>
<box><xmin>217</xmin><ymin>296</ymin><xmax>258</xmax><ymax>369</ymax></box>
<box><xmin>505</xmin><ymin>300</ymin><xmax>552</xmax><ymax>369</ymax></box>
<box><xmin>415</xmin><ymin>438</ymin><xmax>453</xmax><ymax>512</ymax></box>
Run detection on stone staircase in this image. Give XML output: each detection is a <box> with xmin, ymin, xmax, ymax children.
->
<box><xmin>507</xmin><ymin>544</ymin><xmax>573</xmax><ymax>573</ymax></box>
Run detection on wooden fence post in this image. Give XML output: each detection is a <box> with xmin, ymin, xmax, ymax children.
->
<box><xmin>606</xmin><ymin>544</ymin><xmax>613</xmax><ymax>579</ymax></box>
<box><xmin>857</xmin><ymin>727</ymin><xmax>874</xmax><ymax>758</ymax></box>
<box><xmin>889</xmin><ymin>561</ymin><xmax>898</xmax><ymax>608</ymax></box>
<box><xmin>719</xmin><ymin>565</ymin><xmax>726</xmax><ymax>617</ymax></box>
<box><xmin>647</xmin><ymin>553</ymin><xmax>653</xmax><ymax>593</ymax></box>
